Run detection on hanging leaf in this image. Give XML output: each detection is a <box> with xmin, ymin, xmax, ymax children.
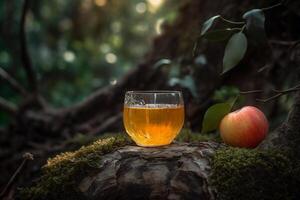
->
<box><xmin>202</xmin><ymin>28</ymin><xmax>239</xmax><ymax>42</ymax></box>
<box><xmin>243</xmin><ymin>9</ymin><xmax>266</xmax><ymax>45</ymax></box>
<box><xmin>222</xmin><ymin>32</ymin><xmax>247</xmax><ymax>74</ymax></box>
<box><xmin>201</xmin><ymin>102</ymin><xmax>233</xmax><ymax>134</ymax></box>
<box><xmin>201</xmin><ymin>15</ymin><xmax>220</xmax><ymax>35</ymax></box>
<box><xmin>153</xmin><ymin>59</ymin><xmax>171</xmax><ymax>69</ymax></box>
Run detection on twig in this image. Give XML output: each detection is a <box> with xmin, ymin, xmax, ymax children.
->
<box><xmin>269</xmin><ymin>40</ymin><xmax>300</xmax><ymax>46</ymax></box>
<box><xmin>269</xmin><ymin>40</ymin><xmax>300</xmax><ymax>60</ymax></box>
<box><xmin>20</xmin><ymin>0</ymin><xmax>37</xmax><ymax>92</ymax></box>
<box><xmin>0</xmin><ymin>153</ymin><xmax>34</xmax><ymax>198</ymax></box>
<box><xmin>240</xmin><ymin>84</ymin><xmax>300</xmax><ymax>103</ymax></box>
<box><xmin>261</xmin><ymin>2</ymin><xmax>282</xmax><ymax>11</ymax></box>
<box><xmin>257</xmin><ymin>87</ymin><xmax>300</xmax><ymax>103</ymax></box>
<box><xmin>0</xmin><ymin>67</ymin><xmax>27</xmax><ymax>96</ymax></box>
<box><xmin>240</xmin><ymin>89</ymin><xmax>264</xmax><ymax>94</ymax></box>
<box><xmin>0</xmin><ymin>96</ymin><xmax>17</xmax><ymax>115</ymax></box>
<box><xmin>219</xmin><ymin>16</ymin><xmax>245</xmax><ymax>25</ymax></box>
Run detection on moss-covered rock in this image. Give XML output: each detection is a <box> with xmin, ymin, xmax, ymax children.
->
<box><xmin>210</xmin><ymin>147</ymin><xmax>300</xmax><ymax>200</ymax></box>
<box><xmin>19</xmin><ymin>134</ymin><xmax>133</xmax><ymax>200</ymax></box>
<box><xmin>18</xmin><ymin>130</ymin><xmax>216</xmax><ymax>200</ymax></box>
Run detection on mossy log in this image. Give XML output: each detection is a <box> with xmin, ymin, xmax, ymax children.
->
<box><xmin>20</xmin><ymin>135</ymin><xmax>300</xmax><ymax>200</ymax></box>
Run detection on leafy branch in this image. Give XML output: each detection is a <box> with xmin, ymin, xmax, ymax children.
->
<box><xmin>195</xmin><ymin>2</ymin><xmax>283</xmax><ymax>74</ymax></box>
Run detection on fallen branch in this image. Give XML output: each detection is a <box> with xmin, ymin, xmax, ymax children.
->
<box><xmin>0</xmin><ymin>96</ymin><xmax>17</xmax><ymax>115</ymax></box>
<box><xmin>0</xmin><ymin>153</ymin><xmax>34</xmax><ymax>198</ymax></box>
<box><xmin>0</xmin><ymin>67</ymin><xmax>27</xmax><ymax>96</ymax></box>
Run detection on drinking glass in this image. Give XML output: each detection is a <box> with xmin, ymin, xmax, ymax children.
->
<box><xmin>123</xmin><ymin>91</ymin><xmax>184</xmax><ymax>147</ymax></box>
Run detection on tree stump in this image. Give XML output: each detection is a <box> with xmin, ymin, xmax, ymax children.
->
<box><xmin>77</xmin><ymin>142</ymin><xmax>220</xmax><ymax>200</ymax></box>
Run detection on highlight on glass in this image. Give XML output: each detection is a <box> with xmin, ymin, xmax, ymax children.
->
<box><xmin>123</xmin><ymin>91</ymin><xmax>184</xmax><ymax>147</ymax></box>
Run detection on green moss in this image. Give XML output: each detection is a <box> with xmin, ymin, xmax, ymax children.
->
<box><xmin>176</xmin><ymin>128</ymin><xmax>221</xmax><ymax>143</ymax></box>
<box><xmin>19</xmin><ymin>134</ymin><xmax>133</xmax><ymax>200</ymax></box>
<box><xmin>210</xmin><ymin>147</ymin><xmax>300</xmax><ymax>200</ymax></box>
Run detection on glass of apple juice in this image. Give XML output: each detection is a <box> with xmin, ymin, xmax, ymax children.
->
<box><xmin>123</xmin><ymin>91</ymin><xmax>184</xmax><ymax>147</ymax></box>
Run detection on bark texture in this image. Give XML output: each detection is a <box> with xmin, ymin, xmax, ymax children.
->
<box><xmin>260</xmin><ymin>91</ymin><xmax>300</xmax><ymax>156</ymax></box>
<box><xmin>20</xmin><ymin>141</ymin><xmax>222</xmax><ymax>200</ymax></box>
<box><xmin>77</xmin><ymin>142</ymin><xmax>219</xmax><ymax>200</ymax></box>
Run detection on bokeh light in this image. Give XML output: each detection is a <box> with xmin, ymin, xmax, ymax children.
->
<box><xmin>136</xmin><ymin>2</ymin><xmax>147</xmax><ymax>14</ymax></box>
<box><xmin>155</xmin><ymin>18</ymin><xmax>164</xmax><ymax>34</ymax></box>
<box><xmin>105</xmin><ymin>53</ymin><xmax>117</xmax><ymax>64</ymax></box>
<box><xmin>63</xmin><ymin>51</ymin><xmax>75</xmax><ymax>63</ymax></box>
<box><xmin>94</xmin><ymin>0</ymin><xmax>107</xmax><ymax>7</ymax></box>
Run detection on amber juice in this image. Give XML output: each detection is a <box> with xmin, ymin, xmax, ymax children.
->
<box><xmin>123</xmin><ymin>104</ymin><xmax>184</xmax><ymax>147</ymax></box>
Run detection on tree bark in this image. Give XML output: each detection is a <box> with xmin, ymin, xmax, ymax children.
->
<box><xmin>260</xmin><ymin>91</ymin><xmax>300</xmax><ymax>156</ymax></box>
<box><xmin>78</xmin><ymin>142</ymin><xmax>220</xmax><ymax>200</ymax></box>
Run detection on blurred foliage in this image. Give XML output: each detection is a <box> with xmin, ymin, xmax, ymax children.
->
<box><xmin>0</xmin><ymin>0</ymin><xmax>179</xmax><ymax>126</ymax></box>
<box><xmin>213</xmin><ymin>85</ymin><xmax>240</xmax><ymax>102</ymax></box>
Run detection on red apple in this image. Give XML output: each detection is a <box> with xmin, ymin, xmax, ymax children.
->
<box><xmin>219</xmin><ymin>106</ymin><xmax>268</xmax><ymax>148</ymax></box>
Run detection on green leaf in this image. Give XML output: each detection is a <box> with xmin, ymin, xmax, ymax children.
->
<box><xmin>202</xmin><ymin>28</ymin><xmax>239</xmax><ymax>42</ymax></box>
<box><xmin>201</xmin><ymin>15</ymin><xmax>220</xmax><ymax>35</ymax></box>
<box><xmin>201</xmin><ymin>102</ymin><xmax>232</xmax><ymax>134</ymax></box>
<box><xmin>243</xmin><ymin>9</ymin><xmax>266</xmax><ymax>45</ymax></box>
<box><xmin>153</xmin><ymin>59</ymin><xmax>171</xmax><ymax>69</ymax></box>
<box><xmin>222</xmin><ymin>32</ymin><xmax>247</xmax><ymax>74</ymax></box>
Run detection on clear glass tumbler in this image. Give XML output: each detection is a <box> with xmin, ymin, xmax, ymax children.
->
<box><xmin>123</xmin><ymin>91</ymin><xmax>184</xmax><ymax>147</ymax></box>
